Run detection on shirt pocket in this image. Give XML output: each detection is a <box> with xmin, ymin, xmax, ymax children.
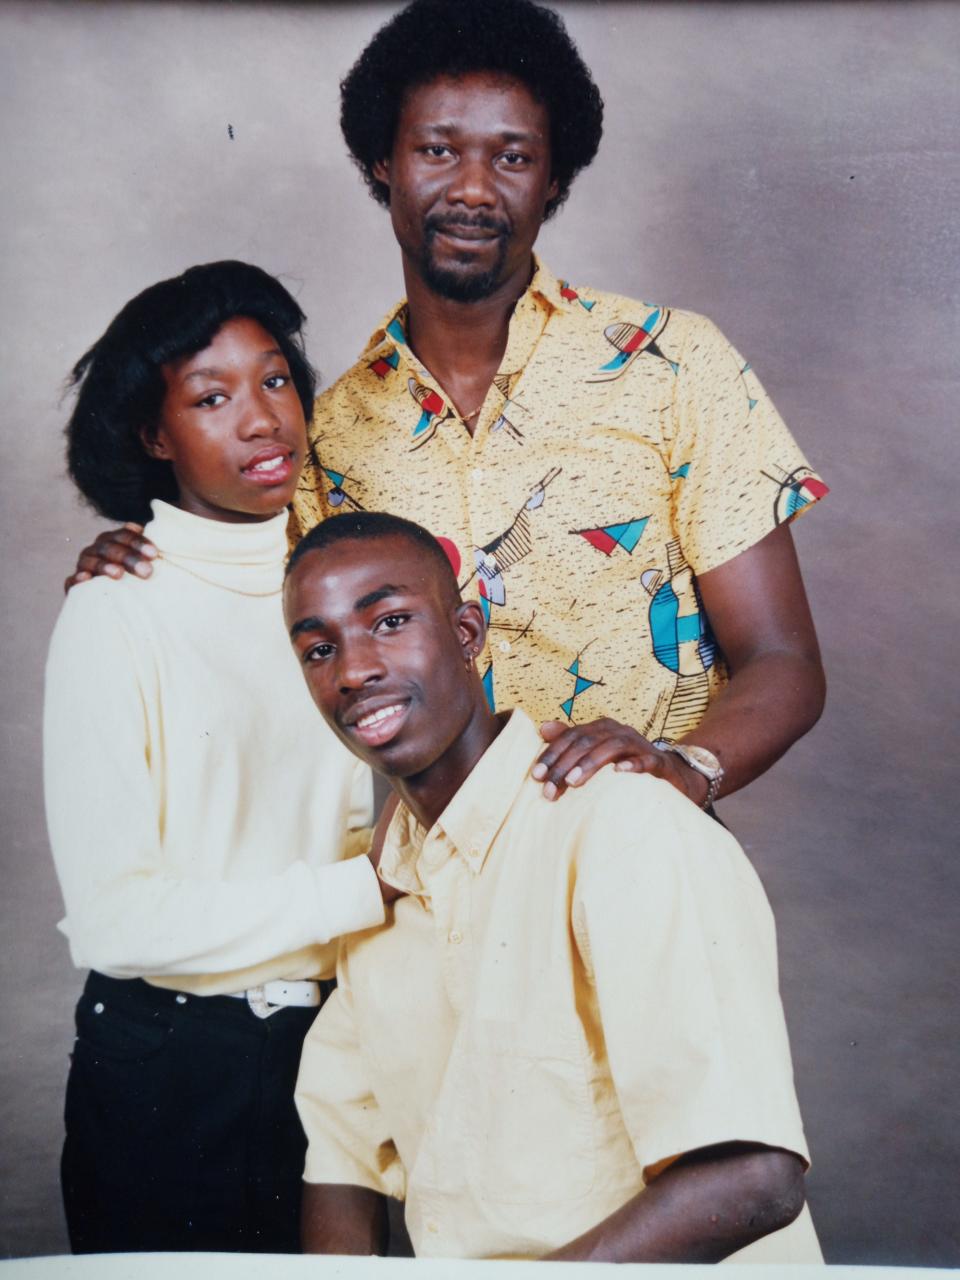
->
<box><xmin>463</xmin><ymin>1027</ymin><xmax>596</xmax><ymax>1207</ymax></box>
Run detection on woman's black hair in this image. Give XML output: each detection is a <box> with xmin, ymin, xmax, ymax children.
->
<box><xmin>340</xmin><ymin>0</ymin><xmax>604</xmax><ymax>220</ymax></box>
<box><xmin>65</xmin><ymin>260</ymin><xmax>316</xmax><ymax>524</ymax></box>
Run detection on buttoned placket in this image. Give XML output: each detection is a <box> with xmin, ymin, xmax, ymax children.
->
<box><xmin>365</xmin><ymin>272</ymin><xmax>562</xmax><ymax>701</ymax></box>
<box><xmin>416</xmin><ymin>829</ymin><xmax>475</xmax><ymax>1017</ymax></box>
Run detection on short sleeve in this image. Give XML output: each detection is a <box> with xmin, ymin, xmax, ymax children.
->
<box><xmin>296</xmin><ymin>955</ymin><xmax>405</xmax><ymax>1199</ymax></box>
<box><xmin>572</xmin><ymin>775</ymin><xmax>811</xmax><ymax>1179</ymax></box>
<box><xmin>668</xmin><ymin>316</ymin><xmax>828</xmax><ymax>575</ymax></box>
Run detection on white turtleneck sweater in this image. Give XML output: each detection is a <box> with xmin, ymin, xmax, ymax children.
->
<box><xmin>44</xmin><ymin>501</ymin><xmax>384</xmax><ymax>996</ymax></box>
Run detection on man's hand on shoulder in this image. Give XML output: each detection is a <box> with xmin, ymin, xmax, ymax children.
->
<box><xmin>534</xmin><ymin>718</ymin><xmax>709</xmax><ymax>807</ymax></box>
<box><xmin>64</xmin><ymin>523</ymin><xmax>157</xmax><ymax>592</ymax></box>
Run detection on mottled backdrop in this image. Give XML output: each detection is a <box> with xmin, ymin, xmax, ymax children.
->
<box><xmin>1</xmin><ymin>0</ymin><xmax>957</xmax><ymax>1263</ymax></box>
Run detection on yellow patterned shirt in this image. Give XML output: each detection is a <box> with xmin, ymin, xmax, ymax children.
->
<box><xmin>293</xmin><ymin>260</ymin><xmax>827</xmax><ymax>738</ymax></box>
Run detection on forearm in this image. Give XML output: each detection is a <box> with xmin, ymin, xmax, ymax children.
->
<box><xmin>301</xmin><ymin>1182</ymin><xmax>389</xmax><ymax>1255</ymax></box>
<box><xmin>544</xmin><ymin>1145</ymin><xmax>805</xmax><ymax>1264</ymax></box>
<box><xmin>681</xmin><ymin>646</ymin><xmax>825</xmax><ymax>800</ymax></box>
<box><xmin>686</xmin><ymin>525</ymin><xmax>826</xmax><ymax>800</ymax></box>
<box><xmin>56</xmin><ymin>856</ymin><xmax>384</xmax><ymax>979</ymax></box>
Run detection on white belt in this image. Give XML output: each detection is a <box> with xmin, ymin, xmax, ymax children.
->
<box><xmin>227</xmin><ymin>980</ymin><xmax>322</xmax><ymax>1020</ymax></box>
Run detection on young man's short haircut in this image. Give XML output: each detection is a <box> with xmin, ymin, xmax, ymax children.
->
<box><xmin>287</xmin><ymin>511</ymin><xmax>462</xmax><ymax>609</ymax></box>
<box><xmin>65</xmin><ymin>260</ymin><xmax>316</xmax><ymax>525</ymax></box>
<box><xmin>340</xmin><ymin>0</ymin><xmax>604</xmax><ymax>219</ymax></box>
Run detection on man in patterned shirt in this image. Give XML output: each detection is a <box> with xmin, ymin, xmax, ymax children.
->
<box><xmin>71</xmin><ymin>0</ymin><xmax>828</xmax><ymax>811</ymax></box>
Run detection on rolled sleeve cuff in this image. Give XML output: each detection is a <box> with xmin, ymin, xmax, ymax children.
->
<box><xmin>302</xmin><ymin>1143</ymin><xmax>406</xmax><ymax>1202</ymax></box>
<box><xmin>639</xmin><ymin>1111</ymin><xmax>811</xmax><ymax>1183</ymax></box>
<box><xmin>314</xmin><ymin>856</ymin><xmax>385</xmax><ymax>944</ymax></box>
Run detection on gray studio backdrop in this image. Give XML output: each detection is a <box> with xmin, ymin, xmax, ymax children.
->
<box><xmin>1</xmin><ymin>0</ymin><xmax>957</xmax><ymax>1264</ymax></box>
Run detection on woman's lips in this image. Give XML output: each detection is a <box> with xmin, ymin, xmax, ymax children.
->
<box><xmin>241</xmin><ymin>449</ymin><xmax>295</xmax><ymax>486</ymax></box>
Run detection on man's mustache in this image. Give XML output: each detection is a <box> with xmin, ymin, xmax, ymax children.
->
<box><xmin>425</xmin><ymin>213</ymin><xmax>510</xmax><ymax>238</ymax></box>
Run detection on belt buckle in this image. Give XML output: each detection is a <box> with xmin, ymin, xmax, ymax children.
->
<box><xmin>245</xmin><ymin>985</ymin><xmax>281</xmax><ymax>1020</ymax></box>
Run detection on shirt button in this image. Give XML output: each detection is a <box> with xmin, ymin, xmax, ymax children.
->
<box><xmin>427</xmin><ymin>1221</ymin><xmax>439</xmax><ymax>1234</ymax></box>
<box><xmin>93</xmin><ymin>1002</ymin><xmax>105</xmax><ymax>1015</ymax></box>
<box><xmin>468</xmin><ymin>848</ymin><xmax>480</xmax><ymax>860</ymax></box>
<box><xmin>471</xmin><ymin>467</ymin><xmax>484</xmax><ymax>482</ymax></box>
<box><xmin>498</xmin><ymin>640</ymin><xmax>511</xmax><ymax>653</ymax></box>
<box><xmin>448</xmin><ymin>929</ymin><xmax>463</xmax><ymax>945</ymax></box>
<box><xmin>175</xmin><ymin>994</ymin><xmax>188</xmax><ymax>1004</ymax></box>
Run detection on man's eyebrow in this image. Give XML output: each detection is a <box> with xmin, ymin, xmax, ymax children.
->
<box><xmin>288</xmin><ymin>586</ymin><xmax>408</xmax><ymax>639</ymax></box>
<box><xmin>182</xmin><ymin>349</ymin><xmax>284</xmax><ymax>382</ymax></box>
<box><xmin>355</xmin><ymin>584</ymin><xmax>408</xmax><ymax>611</ymax></box>
<box><xmin>411</xmin><ymin>123</ymin><xmax>540</xmax><ymax>144</ymax></box>
<box><xmin>289</xmin><ymin>615</ymin><xmax>325</xmax><ymax>641</ymax></box>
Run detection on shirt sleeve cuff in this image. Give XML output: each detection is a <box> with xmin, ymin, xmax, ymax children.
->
<box><xmin>302</xmin><ymin>1146</ymin><xmax>406</xmax><ymax>1201</ymax></box>
<box><xmin>313</xmin><ymin>856</ymin><xmax>385</xmax><ymax>944</ymax></box>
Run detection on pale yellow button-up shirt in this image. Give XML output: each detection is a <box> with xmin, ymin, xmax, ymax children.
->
<box><xmin>296</xmin><ymin>710</ymin><xmax>821</xmax><ymax>1262</ymax></box>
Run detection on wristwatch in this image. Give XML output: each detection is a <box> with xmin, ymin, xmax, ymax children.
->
<box><xmin>653</xmin><ymin>739</ymin><xmax>723</xmax><ymax>809</ymax></box>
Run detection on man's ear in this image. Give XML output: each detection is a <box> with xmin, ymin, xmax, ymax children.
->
<box><xmin>455</xmin><ymin>599</ymin><xmax>486</xmax><ymax>660</ymax></box>
<box><xmin>372</xmin><ymin>157</ymin><xmax>391</xmax><ymax>189</ymax></box>
<box><xmin>546</xmin><ymin>175</ymin><xmax>560</xmax><ymax>206</ymax></box>
<box><xmin>139</xmin><ymin>424</ymin><xmax>171</xmax><ymax>461</ymax></box>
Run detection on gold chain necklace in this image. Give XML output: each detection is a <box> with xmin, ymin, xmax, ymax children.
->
<box><xmin>456</xmin><ymin>383</ymin><xmax>504</xmax><ymax>423</ymax></box>
<box><xmin>157</xmin><ymin>554</ymin><xmax>283</xmax><ymax>598</ymax></box>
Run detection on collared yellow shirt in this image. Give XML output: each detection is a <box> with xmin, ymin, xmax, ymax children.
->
<box><xmin>293</xmin><ymin>260</ymin><xmax>827</xmax><ymax>737</ymax></box>
<box><xmin>295</xmin><ymin>710</ymin><xmax>821</xmax><ymax>1262</ymax></box>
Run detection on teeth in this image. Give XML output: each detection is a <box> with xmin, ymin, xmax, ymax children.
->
<box><xmin>249</xmin><ymin>454</ymin><xmax>285</xmax><ymax>473</ymax></box>
<box><xmin>356</xmin><ymin>704</ymin><xmax>404</xmax><ymax>730</ymax></box>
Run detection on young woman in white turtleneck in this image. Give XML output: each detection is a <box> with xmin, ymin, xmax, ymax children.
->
<box><xmin>44</xmin><ymin>262</ymin><xmax>387</xmax><ymax>1254</ymax></box>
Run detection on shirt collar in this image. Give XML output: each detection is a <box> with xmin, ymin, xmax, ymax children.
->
<box><xmin>378</xmin><ymin>708</ymin><xmax>544</xmax><ymax>896</ymax></box>
<box><xmin>145</xmin><ymin>500</ymin><xmax>289</xmax><ymax>594</ymax></box>
<box><xmin>359</xmin><ymin>255</ymin><xmax>566</xmax><ymax>365</ymax></box>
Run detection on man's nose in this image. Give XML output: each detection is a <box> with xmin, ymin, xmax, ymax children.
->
<box><xmin>337</xmin><ymin>636</ymin><xmax>385</xmax><ymax>693</ymax></box>
<box><xmin>446</xmin><ymin>155</ymin><xmax>497</xmax><ymax>208</ymax></box>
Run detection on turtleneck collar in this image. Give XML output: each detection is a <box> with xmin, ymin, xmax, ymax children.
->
<box><xmin>145</xmin><ymin>500</ymin><xmax>290</xmax><ymax>595</ymax></box>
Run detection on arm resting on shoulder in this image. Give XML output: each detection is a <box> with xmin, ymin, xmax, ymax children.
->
<box><xmin>301</xmin><ymin>1182</ymin><xmax>389</xmax><ymax>1255</ymax></box>
<box><xmin>544</xmin><ymin>1142</ymin><xmax>805</xmax><ymax>1264</ymax></box>
<box><xmin>534</xmin><ymin>524</ymin><xmax>824</xmax><ymax>803</ymax></box>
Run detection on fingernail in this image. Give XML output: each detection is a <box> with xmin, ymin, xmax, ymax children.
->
<box><xmin>615</xmin><ymin>761</ymin><xmax>634</xmax><ymax>772</ymax></box>
<box><xmin>543</xmin><ymin>781</ymin><xmax>557</xmax><ymax>800</ymax></box>
<box><xmin>565</xmin><ymin>766</ymin><xmax>583</xmax><ymax>785</ymax></box>
<box><xmin>135</xmin><ymin>563</ymin><xmax>152</xmax><ymax>578</ymax></box>
<box><xmin>142</xmin><ymin>545</ymin><xmax>157</xmax><ymax>558</ymax></box>
<box><xmin>531</xmin><ymin>764</ymin><xmax>547</xmax><ymax>780</ymax></box>
<box><xmin>106</xmin><ymin>565</ymin><xmax>122</xmax><ymax>578</ymax></box>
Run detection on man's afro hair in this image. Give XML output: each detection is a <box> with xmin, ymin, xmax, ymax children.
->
<box><xmin>340</xmin><ymin>0</ymin><xmax>604</xmax><ymax>220</ymax></box>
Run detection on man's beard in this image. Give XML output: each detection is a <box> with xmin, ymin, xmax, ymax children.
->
<box><xmin>419</xmin><ymin>215</ymin><xmax>511</xmax><ymax>303</ymax></box>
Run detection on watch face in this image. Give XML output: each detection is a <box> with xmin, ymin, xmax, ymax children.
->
<box><xmin>683</xmin><ymin>744</ymin><xmax>720</xmax><ymax>773</ymax></box>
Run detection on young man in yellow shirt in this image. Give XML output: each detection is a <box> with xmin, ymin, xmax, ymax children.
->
<box><xmin>282</xmin><ymin>510</ymin><xmax>822</xmax><ymax>1264</ymax></box>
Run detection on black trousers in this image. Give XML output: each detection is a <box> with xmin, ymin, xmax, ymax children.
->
<box><xmin>62</xmin><ymin>971</ymin><xmax>321</xmax><ymax>1254</ymax></box>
